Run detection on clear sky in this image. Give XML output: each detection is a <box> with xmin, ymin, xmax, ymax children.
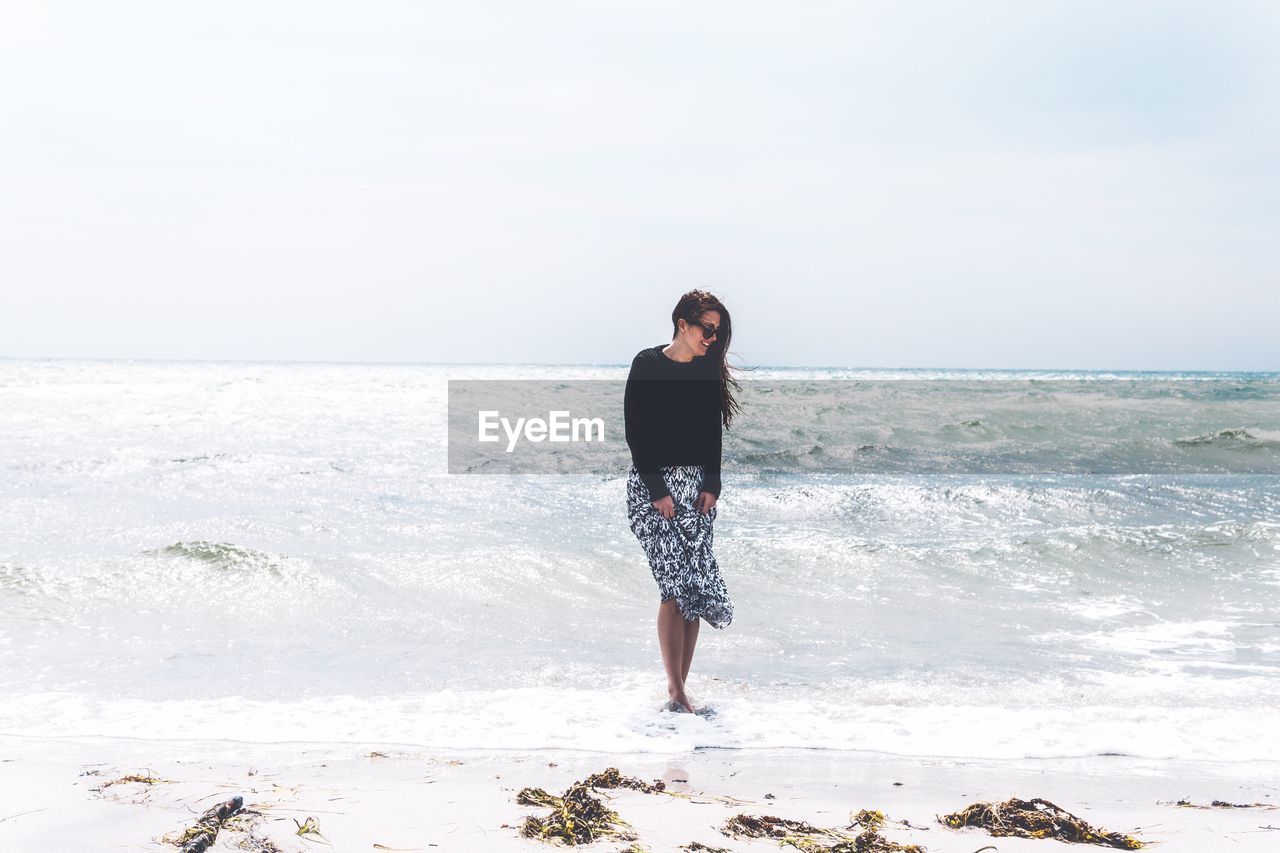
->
<box><xmin>2</xmin><ymin>1</ymin><xmax>1277</xmax><ymax>369</ymax></box>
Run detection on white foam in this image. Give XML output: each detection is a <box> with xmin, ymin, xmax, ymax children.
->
<box><xmin>3</xmin><ymin>676</ymin><xmax>1277</xmax><ymax>763</ymax></box>
<box><xmin>1063</xmin><ymin>619</ymin><xmax>1238</xmax><ymax>655</ymax></box>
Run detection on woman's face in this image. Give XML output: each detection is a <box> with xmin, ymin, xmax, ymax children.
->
<box><xmin>678</xmin><ymin>309</ymin><xmax>721</xmax><ymax>357</ymax></box>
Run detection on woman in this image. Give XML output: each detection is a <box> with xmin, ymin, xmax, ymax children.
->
<box><xmin>624</xmin><ymin>290</ymin><xmax>741</xmax><ymax>714</ymax></box>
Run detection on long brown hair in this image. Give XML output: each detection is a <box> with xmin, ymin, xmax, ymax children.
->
<box><xmin>670</xmin><ymin>289</ymin><xmax>741</xmax><ymax>428</ymax></box>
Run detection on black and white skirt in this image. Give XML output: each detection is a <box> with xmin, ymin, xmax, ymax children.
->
<box><xmin>626</xmin><ymin>464</ymin><xmax>734</xmax><ymax>629</ymax></box>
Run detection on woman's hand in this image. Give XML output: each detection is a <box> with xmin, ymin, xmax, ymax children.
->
<box><xmin>696</xmin><ymin>491</ymin><xmax>716</xmax><ymax>515</ymax></box>
<box><xmin>652</xmin><ymin>495</ymin><xmax>676</xmax><ymax>519</ymax></box>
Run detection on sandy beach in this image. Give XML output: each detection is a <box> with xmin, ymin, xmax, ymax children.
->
<box><xmin>2</xmin><ymin>733</ymin><xmax>1276</xmax><ymax>852</ymax></box>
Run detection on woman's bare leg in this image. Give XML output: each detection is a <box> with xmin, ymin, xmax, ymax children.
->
<box><xmin>680</xmin><ymin>615</ymin><xmax>700</xmax><ymax>686</ymax></box>
<box><xmin>658</xmin><ymin>598</ymin><xmax>694</xmax><ymax>712</ymax></box>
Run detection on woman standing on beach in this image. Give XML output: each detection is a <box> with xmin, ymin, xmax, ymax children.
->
<box><xmin>624</xmin><ymin>290</ymin><xmax>740</xmax><ymax>714</ymax></box>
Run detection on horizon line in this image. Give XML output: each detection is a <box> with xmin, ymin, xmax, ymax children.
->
<box><xmin>0</xmin><ymin>354</ymin><xmax>1277</xmax><ymax>375</ymax></box>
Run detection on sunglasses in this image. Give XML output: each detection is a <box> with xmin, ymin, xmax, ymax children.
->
<box><xmin>692</xmin><ymin>320</ymin><xmax>721</xmax><ymax>339</ymax></box>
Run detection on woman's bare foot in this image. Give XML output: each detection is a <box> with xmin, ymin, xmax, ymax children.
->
<box><xmin>668</xmin><ymin>689</ymin><xmax>696</xmax><ymax>713</ymax></box>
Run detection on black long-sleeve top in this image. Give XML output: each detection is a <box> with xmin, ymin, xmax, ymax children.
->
<box><xmin>623</xmin><ymin>344</ymin><xmax>723</xmax><ymax>502</ymax></box>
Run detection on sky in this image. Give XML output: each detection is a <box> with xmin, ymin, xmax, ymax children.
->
<box><xmin>1</xmin><ymin>1</ymin><xmax>1277</xmax><ymax>370</ymax></box>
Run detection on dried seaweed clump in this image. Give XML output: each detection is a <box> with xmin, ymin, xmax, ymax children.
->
<box><xmin>580</xmin><ymin>767</ymin><xmax>666</xmax><ymax>794</ymax></box>
<box><xmin>940</xmin><ymin>797</ymin><xmax>1142</xmax><ymax>849</ymax></box>
<box><xmin>517</xmin><ymin>787</ymin><xmax>565</xmax><ymax>808</ymax></box>
<box><xmin>851</xmin><ymin>810</ymin><xmax>888</xmax><ymax>829</ymax></box>
<box><xmin>721</xmin><ymin>811</ymin><xmax>924</xmax><ymax>853</ymax></box>
<box><xmin>1166</xmin><ymin>798</ymin><xmax>1276</xmax><ymax>809</ymax></box>
<box><xmin>830</xmin><ymin>829</ymin><xmax>924</xmax><ymax>852</ymax></box>
<box><xmin>516</xmin><ymin>766</ymin><xmax>671</xmax><ymax>845</ymax></box>
<box><xmin>97</xmin><ymin>771</ymin><xmax>170</xmax><ymax>791</ymax></box>
<box><xmin>518</xmin><ymin>782</ymin><xmax>636</xmax><ymax>845</ymax></box>
<box><xmin>219</xmin><ymin>807</ymin><xmax>285</xmax><ymax>852</ymax></box>
<box><xmin>830</xmin><ymin>808</ymin><xmax>925</xmax><ymax>852</ymax></box>
<box><xmin>722</xmin><ymin>813</ymin><xmax>837</xmax><ymax>842</ymax></box>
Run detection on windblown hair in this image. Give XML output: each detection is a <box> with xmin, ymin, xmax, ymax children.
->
<box><xmin>670</xmin><ymin>289</ymin><xmax>741</xmax><ymax>428</ymax></box>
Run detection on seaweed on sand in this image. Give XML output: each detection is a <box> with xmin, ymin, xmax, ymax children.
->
<box><xmin>519</xmin><ymin>767</ymin><xmax>927</xmax><ymax>849</ymax></box>
<box><xmin>1162</xmin><ymin>798</ymin><xmax>1277</xmax><ymax>809</ymax></box>
<box><xmin>518</xmin><ymin>787</ymin><xmax>566</xmax><ymax>808</ymax></box>
<box><xmin>219</xmin><ymin>808</ymin><xmax>285</xmax><ymax>852</ymax></box>
<box><xmin>518</xmin><ymin>781</ymin><xmax>637</xmax><ymax>845</ymax></box>
<box><xmin>940</xmin><ymin>797</ymin><xmax>1143</xmax><ymax>849</ymax></box>
<box><xmin>721</xmin><ymin>813</ymin><xmax>838</xmax><ymax>842</ymax></box>
<box><xmin>580</xmin><ymin>767</ymin><xmax>666</xmax><ymax>794</ymax></box>
<box><xmin>517</xmin><ymin>767</ymin><xmax>666</xmax><ymax>808</ymax></box>
<box><xmin>166</xmin><ymin>803</ymin><xmax>283</xmax><ymax>852</ymax></box>
<box><xmin>164</xmin><ymin>795</ymin><xmax>244</xmax><ymax>853</ymax></box>
<box><xmin>720</xmin><ymin>809</ymin><xmax>925</xmax><ymax>852</ymax></box>
<box><xmin>831</xmin><ymin>828</ymin><xmax>926</xmax><ymax>852</ymax></box>
<box><xmin>517</xmin><ymin>768</ymin><xmax>665</xmax><ymax>845</ymax></box>
<box><xmin>95</xmin><ymin>771</ymin><xmax>170</xmax><ymax>791</ymax></box>
<box><xmin>833</xmin><ymin>808</ymin><xmax>927</xmax><ymax>852</ymax></box>
<box><xmin>292</xmin><ymin>815</ymin><xmax>331</xmax><ymax>844</ymax></box>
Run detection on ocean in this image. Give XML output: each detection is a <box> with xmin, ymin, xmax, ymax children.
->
<box><xmin>2</xmin><ymin>359</ymin><xmax>1277</xmax><ymax>763</ymax></box>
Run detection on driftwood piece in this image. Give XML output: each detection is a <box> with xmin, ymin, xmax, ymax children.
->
<box><xmin>173</xmin><ymin>795</ymin><xmax>244</xmax><ymax>852</ymax></box>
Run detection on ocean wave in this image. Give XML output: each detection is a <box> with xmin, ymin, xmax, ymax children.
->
<box><xmin>0</xmin><ymin>544</ymin><xmax>339</xmax><ymax>607</ymax></box>
<box><xmin>1174</xmin><ymin>427</ymin><xmax>1280</xmax><ymax>450</ymax></box>
<box><xmin>1011</xmin><ymin>521</ymin><xmax>1280</xmax><ymax>557</ymax></box>
<box><xmin>0</xmin><ymin>562</ymin><xmax>40</xmax><ymax>596</ymax></box>
<box><xmin>150</xmin><ymin>541</ymin><xmax>290</xmax><ymax>578</ymax></box>
<box><xmin>725</xmin><ymin>480</ymin><xmax>1280</xmax><ymax>539</ymax></box>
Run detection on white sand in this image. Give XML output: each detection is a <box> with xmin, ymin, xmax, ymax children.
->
<box><xmin>2</xmin><ymin>733</ymin><xmax>1277</xmax><ymax>851</ymax></box>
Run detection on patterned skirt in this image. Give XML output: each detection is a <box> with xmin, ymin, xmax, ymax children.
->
<box><xmin>626</xmin><ymin>464</ymin><xmax>734</xmax><ymax>629</ymax></box>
